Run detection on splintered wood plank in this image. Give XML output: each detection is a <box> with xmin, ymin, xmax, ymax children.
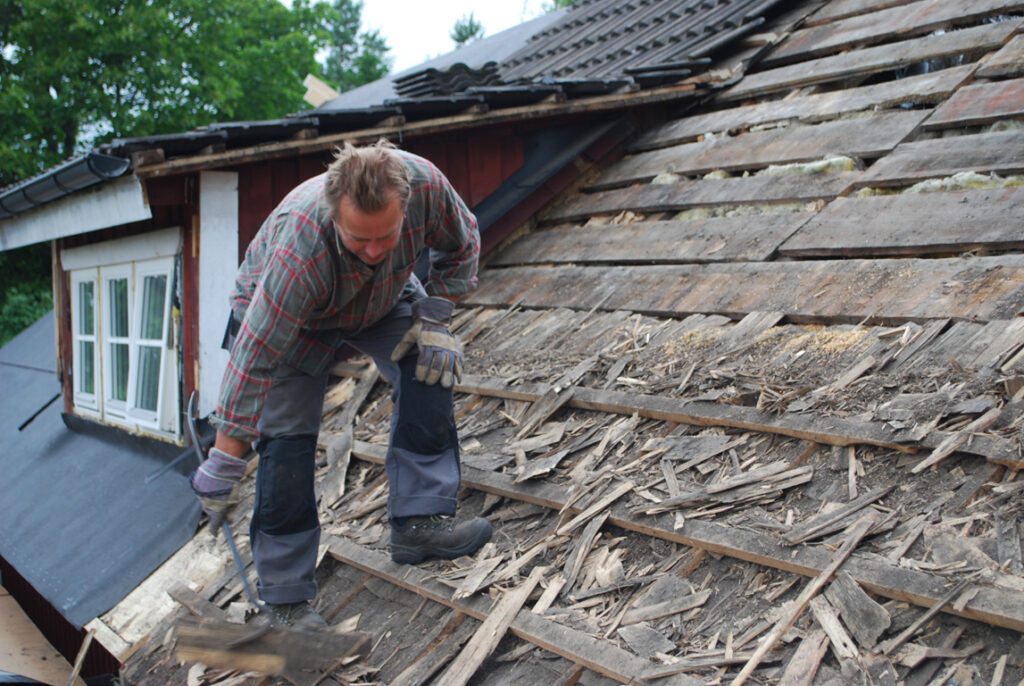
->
<box><xmin>491</xmin><ymin>214</ymin><xmax>812</xmax><ymax>266</ymax></box>
<box><xmin>777</xmin><ymin>628</ymin><xmax>830</xmax><ymax>685</ymax></box>
<box><xmin>469</xmin><ymin>255</ymin><xmax>1024</xmax><ymax>324</ymax></box>
<box><xmin>966</xmin><ymin>318</ymin><xmax>1024</xmax><ymax>369</ymax></box>
<box><xmin>351</xmin><ymin>441</ymin><xmax>1024</xmax><ymax>632</ymax></box>
<box><xmin>824</xmin><ymin>571</ymin><xmax>891</xmax><ymax>649</ymax></box>
<box><xmin>167</xmin><ymin>584</ymin><xmax>228</xmax><ymax>621</ymax></box>
<box><xmin>327</xmin><ymin>537</ymin><xmax>702</xmax><ymax>686</ymax></box>
<box><xmin>621</xmin><ymin>588</ymin><xmax>712</xmax><ymax>626</ymax></box>
<box><xmin>389</xmin><ymin>615</ymin><xmax>477</xmax><ymax>686</ymax></box>
<box><xmin>857</xmin><ymin>130</ymin><xmax>1024</xmax><ymax>187</ymax></box>
<box><xmin>978</xmin><ymin>34</ymin><xmax>1024</xmax><ymax>78</ymax></box>
<box><xmin>594</xmin><ymin>111</ymin><xmax>926</xmax><ymax>189</ymax></box>
<box><xmin>724</xmin><ymin>20</ymin><xmax>1022</xmax><ymax>101</ymax></box>
<box><xmin>541</xmin><ymin>174</ymin><xmax>857</xmax><ymax>224</ymax></box>
<box><xmin>635</xmin><ymin>66</ymin><xmax>975</xmax><ymax>150</ymax></box>
<box><xmin>779</xmin><ymin>187</ymin><xmax>1024</xmax><ymax>257</ymax></box>
<box><xmin>440</xmin><ymin>567</ymin><xmax>546</xmax><ymax>686</ymax></box>
<box><xmin>767</xmin><ymin>0</ymin><xmax>1024</xmax><ymax>66</ymax></box>
<box><xmin>174</xmin><ymin>618</ymin><xmax>369</xmax><ymax>682</ymax></box>
<box><xmin>925</xmin><ymin>77</ymin><xmax>1024</xmax><ymax>129</ymax></box>
<box><xmin>805</xmin><ymin>0</ymin><xmax>919</xmax><ymax>26</ymax></box>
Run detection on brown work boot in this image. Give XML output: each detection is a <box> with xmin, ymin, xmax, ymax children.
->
<box><xmin>267</xmin><ymin>601</ymin><xmax>328</xmax><ymax>629</ymax></box>
<box><xmin>390</xmin><ymin>514</ymin><xmax>492</xmax><ymax>564</ymax></box>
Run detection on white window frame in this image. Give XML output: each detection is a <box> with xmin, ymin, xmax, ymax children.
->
<box><xmin>100</xmin><ymin>263</ymin><xmax>133</xmax><ymax>421</ymax></box>
<box><xmin>70</xmin><ymin>271</ymin><xmax>100</xmax><ymax>413</ymax></box>
<box><xmin>125</xmin><ymin>257</ymin><xmax>175</xmax><ymax>428</ymax></box>
<box><xmin>63</xmin><ymin>228</ymin><xmax>182</xmax><ymax>440</ymax></box>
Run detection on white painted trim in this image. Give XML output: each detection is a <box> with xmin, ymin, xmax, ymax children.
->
<box><xmin>61</xmin><ymin>227</ymin><xmax>182</xmax><ymax>271</ymax></box>
<box><xmin>198</xmin><ymin>171</ymin><xmax>239</xmax><ymax>417</ymax></box>
<box><xmin>0</xmin><ymin>176</ymin><xmax>152</xmax><ymax>251</ymax></box>
<box><xmin>69</xmin><ymin>270</ymin><xmax>100</xmax><ymax>411</ymax></box>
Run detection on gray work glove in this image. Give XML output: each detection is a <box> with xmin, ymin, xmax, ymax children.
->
<box><xmin>189</xmin><ymin>447</ymin><xmax>246</xmax><ymax>531</ymax></box>
<box><xmin>391</xmin><ymin>296</ymin><xmax>463</xmax><ymax>388</ymax></box>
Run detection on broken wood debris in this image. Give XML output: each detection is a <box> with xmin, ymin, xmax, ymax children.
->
<box><xmin>174</xmin><ymin>618</ymin><xmax>369</xmax><ymax>685</ymax></box>
<box><xmin>911</xmin><ymin>406</ymin><xmax>1003</xmax><ymax>473</ymax></box>
<box><xmin>731</xmin><ymin>513</ymin><xmax>878</xmax><ymax>686</ymax></box>
<box><xmin>823</xmin><ymin>570</ymin><xmax>890</xmax><ymax>650</ymax></box>
<box><xmin>327</xmin><ymin>537</ymin><xmax>703</xmax><ymax>685</ymax></box>
<box><xmin>439</xmin><ymin>566</ymin><xmax>546</xmax><ymax>686</ymax></box>
<box><xmin>636</xmin><ymin>462</ymin><xmax>813</xmax><ymax>515</ymax></box>
<box><xmin>351</xmin><ymin>439</ymin><xmax>1024</xmax><ymax>632</ymax></box>
<box><xmin>876</xmin><ymin>578</ymin><xmax>974</xmax><ymax>656</ymax></box>
<box><xmin>783</xmin><ymin>486</ymin><xmax>892</xmax><ymax>545</ymax></box>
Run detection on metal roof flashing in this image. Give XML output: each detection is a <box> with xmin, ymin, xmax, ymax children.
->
<box><xmin>0</xmin><ymin>153</ymin><xmax>130</xmax><ymax>219</ymax></box>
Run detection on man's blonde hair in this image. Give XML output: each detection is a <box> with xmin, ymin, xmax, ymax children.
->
<box><xmin>323</xmin><ymin>139</ymin><xmax>411</xmax><ymax>219</ymax></box>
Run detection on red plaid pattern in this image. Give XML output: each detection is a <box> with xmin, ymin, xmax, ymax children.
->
<box><xmin>211</xmin><ymin>151</ymin><xmax>479</xmax><ymax>442</ymax></box>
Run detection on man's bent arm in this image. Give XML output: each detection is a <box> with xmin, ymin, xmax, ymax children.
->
<box><xmin>214</xmin><ymin>430</ymin><xmax>250</xmax><ymax>459</ymax></box>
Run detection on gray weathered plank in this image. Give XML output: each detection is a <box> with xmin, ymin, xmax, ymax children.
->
<box><xmin>856</xmin><ymin>129</ymin><xmax>1024</xmax><ymax>187</ymax></box>
<box><xmin>924</xmin><ymin>77</ymin><xmax>1024</xmax><ymax>129</ymax></box>
<box><xmin>978</xmin><ymin>33</ymin><xmax>1024</xmax><ymax>78</ymax></box>
<box><xmin>595</xmin><ymin>110</ymin><xmax>926</xmax><ymax>189</ymax></box>
<box><xmin>767</xmin><ymin>0</ymin><xmax>1024</xmax><ymax>66</ymax></box>
<box><xmin>469</xmin><ymin>255</ymin><xmax>1024</xmax><ymax>324</ymax></box>
<box><xmin>805</xmin><ymin>0</ymin><xmax>926</xmax><ymax>26</ymax></box>
<box><xmin>491</xmin><ymin>213</ymin><xmax>813</xmax><ymax>266</ymax></box>
<box><xmin>779</xmin><ymin>187</ymin><xmax>1024</xmax><ymax>257</ymax></box>
<box><xmin>633</xmin><ymin>65</ymin><xmax>975</xmax><ymax>151</ymax></box>
<box><xmin>723</xmin><ymin>20</ymin><xmax>1022</xmax><ymax>101</ymax></box>
<box><xmin>540</xmin><ymin>174</ymin><xmax>858</xmax><ymax>224</ymax></box>
<box><xmin>965</xmin><ymin>318</ymin><xmax>1024</xmax><ymax>369</ymax></box>
<box><xmin>824</xmin><ymin>571</ymin><xmax>891</xmax><ymax>649</ymax></box>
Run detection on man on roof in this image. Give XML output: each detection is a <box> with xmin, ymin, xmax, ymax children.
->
<box><xmin>189</xmin><ymin>139</ymin><xmax>491</xmax><ymax>628</ymax></box>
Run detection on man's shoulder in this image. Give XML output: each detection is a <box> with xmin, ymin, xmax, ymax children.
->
<box><xmin>398</xmin><ymin>150</ymin><xmax>441</xmax><ymax>182</ymax></box>
<box><xmin>283</xmin><ymin>173</ymin><xmax>328</xmax><ymax>209</ymax></box>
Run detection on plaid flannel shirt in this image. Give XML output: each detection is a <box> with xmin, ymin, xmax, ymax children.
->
<box><xmin>211</xmin><ymin>151</ymin><xmax>479</xmax><ymax>442</ymax></box>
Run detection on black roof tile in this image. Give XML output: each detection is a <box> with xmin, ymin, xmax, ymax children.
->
<box><xmin>500</xmin><ymin>0</ymin><xmax>786</xmax><ymax>83</ymax></box>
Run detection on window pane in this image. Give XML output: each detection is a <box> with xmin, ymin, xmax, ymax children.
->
<box><xmin>135</xmin><ymin>346</ymin><xmax>161</xmax><ymax>411</ymax></box>
<box><xmin>111</xmin><ymin>342</ymin><xmax>129</xmax><ymax>401</ymax></box>
<box><xmin>79</xmin><ymin>341</ymin><xmax>94</xmax><ymax>394</ymax></box>
<box><xmin>79</xmin><ymin>282</ymin><xmax>95</xmax><ymax>335</ymax></box>
<box><xmin>109</xmin><ymin>278</ymin><xmax>129</xmax><ymax>337</ymax></box>
<box><xmin>140</xmin><ymin>274</ymin><xmax>167</xmax><ymax>341</ymax></box>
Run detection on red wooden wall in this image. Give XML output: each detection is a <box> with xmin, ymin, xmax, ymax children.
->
<box><xmin>234</xmin><ymin>128</ymin><xmax>526</xmax><ymax>261</ymax></box>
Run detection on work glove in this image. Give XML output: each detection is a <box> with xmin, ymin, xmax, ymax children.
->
<box><xmin>391</xmin><ymin>296</ymin><xmax>463</xmax><ymax>388</ymax></box>
<box><xmin>189</xmin><ymin>447</ymin><xmax>246</xmax><ymax>532</ymax></box>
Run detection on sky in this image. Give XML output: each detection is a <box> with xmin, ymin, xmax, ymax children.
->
<box><xmin>360</xmin><ymin>1</ymin><xmax>550</xmax><ymax>74</ymax></box>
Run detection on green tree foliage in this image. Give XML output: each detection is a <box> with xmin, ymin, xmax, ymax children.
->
<box><xmin>321</xmin><ymin>0</ymin><xmax>391</xmax><ymax>93</ymax></box>
<box><xmin>542</xmin><ymin>0</ymin><xmax>576</xmax><ymax>11</ymax></box>
<box><xmin>450</xmin><ymin>12</ymin><xmax>484</xmax><ymax>48</ymax></box>
<box><xmin>0</xmin><ymin>244</ymin><xmax>52</xmax><ymax>347</ymax></box>
<box><xmin>0</xmin><ymin>0</ymin><xmax>391</xmax><ymax>188</ymax></box>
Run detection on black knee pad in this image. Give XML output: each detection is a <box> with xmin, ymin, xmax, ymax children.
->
<box><xmin>252</xmin><ymin>435</ymin><xmax>319</xmax><ymax>535</ymax></box>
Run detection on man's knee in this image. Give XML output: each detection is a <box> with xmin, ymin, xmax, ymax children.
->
<box><xmin>253</xmin><ymin>436</ymin><xmax>319</xmax><ymax>535</ymax></box>
<box><xmin>393</xmin><ymin>356</ymin><xmax>456</xmax><ymax>454</ymax></box>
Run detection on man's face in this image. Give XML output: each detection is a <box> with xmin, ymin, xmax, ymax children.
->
<box><xmin>334</xmin><ymin>194</ymin><xmax>404</xmax><ymax>265</ymax></box>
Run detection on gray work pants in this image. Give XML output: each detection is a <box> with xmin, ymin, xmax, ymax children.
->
<box><xmin>240</xmin><ymin>288</ymin><xmax>461</xmax><ymax>604</ymax></box>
